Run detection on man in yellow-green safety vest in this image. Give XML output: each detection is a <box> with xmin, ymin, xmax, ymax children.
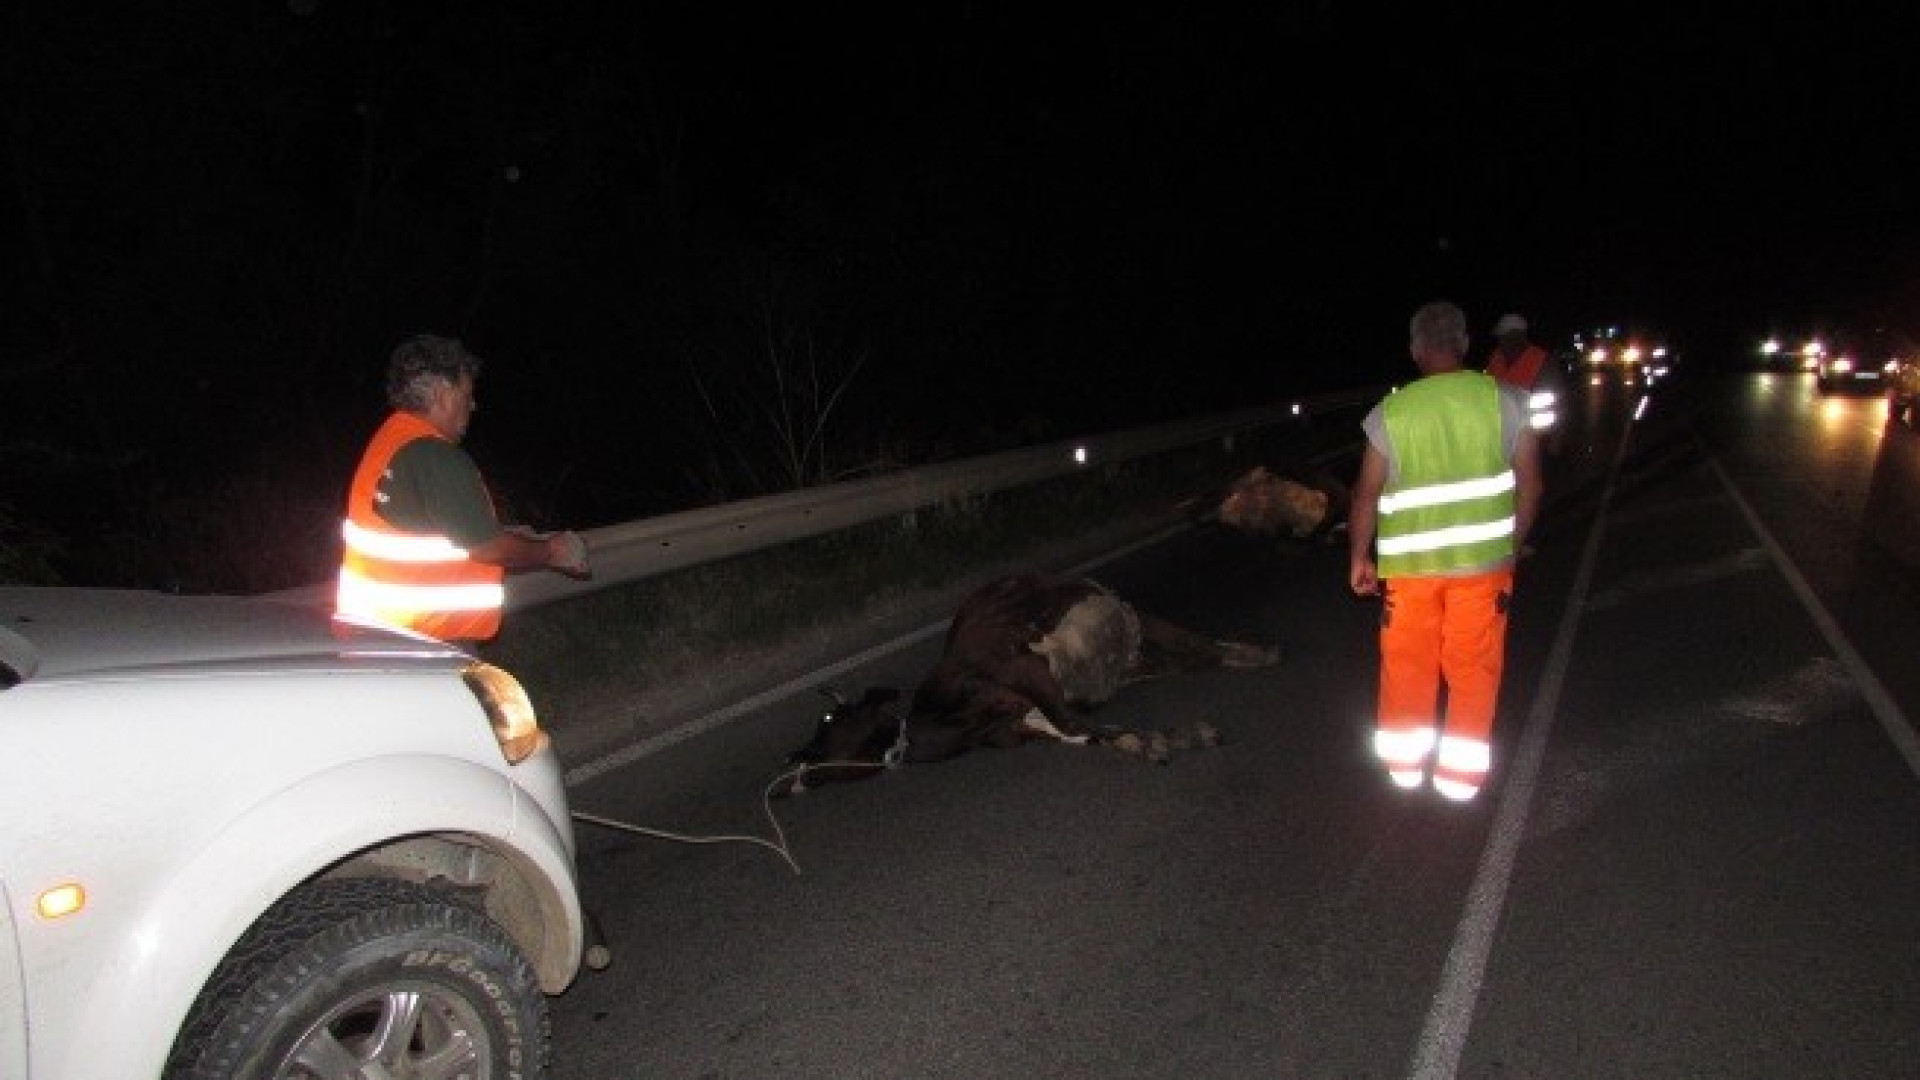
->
<box><xmin>1347</xmin><ymin>301</ymin><xmax>1544</xmax><ymax>802</ymax></box>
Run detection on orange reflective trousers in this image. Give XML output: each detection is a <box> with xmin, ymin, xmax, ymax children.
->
<box><xmin>1375</xmin><ymin>568</ymin><xmax>1513</xmax><ymax>799</ymax></box>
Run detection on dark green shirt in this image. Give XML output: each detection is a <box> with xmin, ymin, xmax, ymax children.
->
<box><xmin>375</xmin><ymin>438</ymin><xmax>501</xmax><ymax>549</ymax></box>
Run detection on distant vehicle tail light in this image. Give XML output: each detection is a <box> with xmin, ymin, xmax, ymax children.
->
<box><xmin>462</xmin><ymin>662</ymin><xmax>547</xmax><ymax>763</ymax></box>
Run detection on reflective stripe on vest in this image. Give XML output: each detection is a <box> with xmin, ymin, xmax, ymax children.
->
<box><xmin>1527</xmin><ymin>389</ymin><xmax>1557</xmax><ymax>431</ymax></box>
<box><xmin>1378</xmin><ymin>471</ymin><xmax>1515</xmax><ymax>515</ymax></box>
<box><xmin>341</xmin><ymin>520</ymin><xmax>471</xmax><ymax>562</ymax></box>
<box><xmin>1377</xmin><ymin>372</ymin><xmax>1516</xmax><ymax>577</ymax></box>
<box><xmin>335</xmin><ymin>411</ymin><xmax>504</xmax><ymax>641</ymax></box>
<box><xmin>1492</xmin><ymin>346</ymin><xmax>1556</xmax><ymax>431</ymax></box>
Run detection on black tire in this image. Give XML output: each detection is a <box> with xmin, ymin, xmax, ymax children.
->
<box><xmin>166</xmin><ymin>878</ymin><xmax>549</xmax><ymax>1080</ymax></box>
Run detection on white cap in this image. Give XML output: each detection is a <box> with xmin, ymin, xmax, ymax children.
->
<box><xmin>1493</xmin><ymin>313</ymin><xmax>1528</xmax><ymax>336</ymax></box>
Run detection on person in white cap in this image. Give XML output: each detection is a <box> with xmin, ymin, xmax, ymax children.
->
<box><xmin>1485</xmin><ymin>312</ymin><xmax>1562</xmax><ymax>456</ymax></box>
<box><xmin>1487</xmin><ymin>313</ymin><xmax>1545</xmax><ymax>386</ymax></box>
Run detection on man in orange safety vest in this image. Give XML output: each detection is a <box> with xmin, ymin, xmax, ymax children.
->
<box><xmin>1486</xmin><ymin>312</ymin><xmax>1563</xmax><ymax>455</ymax></box>
<box><xmin>335</xmin><ymin>334</ymin><xmax>589</xmax><ymax>645</ymax></box>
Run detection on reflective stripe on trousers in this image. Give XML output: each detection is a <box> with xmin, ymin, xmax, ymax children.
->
<box><xmin>1373</xmin><ymin>725</ymin><xmax>1436</xmax><ymax>789</ymax></box>
<box><xmin>1433</xmin><ymin>734</ymin><xmax>1492</xmax><ymax>801</ymax></box>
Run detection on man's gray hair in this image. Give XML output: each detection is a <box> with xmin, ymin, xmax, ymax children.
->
<box><xmin>386</xmin><ymin>334</ymin><xmax>483</xmax><ymax>412</ymax></box>
<box><xmin>1409</xmin><ymin>301</ymin><xmax>1470</xmax><ymax>357</ymax></box>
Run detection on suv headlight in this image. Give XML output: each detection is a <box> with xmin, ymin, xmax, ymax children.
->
<box><xmin>462</xmin><ymin>662</ymin><xmax>547</xmax><ymax>764</ymax></box>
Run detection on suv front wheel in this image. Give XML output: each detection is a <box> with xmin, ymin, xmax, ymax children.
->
<box><xmin>166</xmin><ymin>877</ymin><xmax>550</xmax><ymax>1080</ymax></box>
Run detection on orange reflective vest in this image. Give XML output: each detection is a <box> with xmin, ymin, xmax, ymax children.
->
<box><xmin>1488</xmin><ymin>344</ymin><xmax>1558</xmax><ymax>432</ymax></box>
<box><xmin>335</xmin><ymin>411</ymin><xmax>505</xmax><ymax>641</ymax></box>
<box><xmin>1487</xmin><ymin>343</ymin><xmax>1548</xmax><ymax>389</ymax></box>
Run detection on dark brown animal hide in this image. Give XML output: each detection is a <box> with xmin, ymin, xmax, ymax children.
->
<box><xmin>775</xmin><ymin>573</ymin><xmax>1275</xmax><ymax>793</ymax></box>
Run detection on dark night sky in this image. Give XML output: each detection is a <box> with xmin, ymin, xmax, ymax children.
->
<box><xmin>4</xmin><ymin>2</ymin><xmax>1919</xmax><ymax>587</ymax></box>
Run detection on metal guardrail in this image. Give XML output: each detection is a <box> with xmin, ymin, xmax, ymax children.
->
<box><xmin>280</xmin><ymin>386</ymin><xmax>1384</xmax><ymax>611</ymax></box>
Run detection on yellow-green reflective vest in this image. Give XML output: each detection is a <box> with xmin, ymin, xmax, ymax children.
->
<box><xmin>1377</xmin><ymin>371</ymin><xmax>1516</xmax><ymax>577</ymax></box>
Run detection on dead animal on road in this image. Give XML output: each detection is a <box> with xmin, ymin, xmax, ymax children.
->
<box><xmin>1208</xmin><ymin>464</ymin><xmax>1352</xmax><ymax>544</ymax></box>
<box><xmin>774</xmin><ymin>573</ymin><xmax>1274</xmax><ymax>795</ymax></box>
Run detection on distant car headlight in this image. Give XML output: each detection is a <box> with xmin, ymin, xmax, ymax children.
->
<box><xmin>462</xmin><ymin>661</ymin><xmax>547</xmax><ymax>764</ymax></box>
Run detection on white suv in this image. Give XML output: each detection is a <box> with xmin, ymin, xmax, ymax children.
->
<box><xmin>0</xmin><ymin>587</ymin><xmax>583</xmax><ymax>1079</ymax></box>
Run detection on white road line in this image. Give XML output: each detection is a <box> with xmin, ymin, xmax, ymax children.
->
<box><xmin>1706</xmin><ymin>456</ymin><xmax>1920</xmax><ymax>780</ymax></box>
<box><xmin>1405</xmin><ymin>401</ymin><xmax>1920</xmax><ymax>1080</ymax></box>
<box><xmin>1406</xmin><ymin>402</ymin><xmax>1640</xmax><ymax>1080</ymax></box>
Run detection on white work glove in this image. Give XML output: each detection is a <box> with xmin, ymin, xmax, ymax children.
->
<box><xmin>547</xmin><ymin>530</ymin><xmax>591</xmax><ymax>578</ymax></box>
<box><xmin>507</xmin><ymin>526</ymin><xmax>591</xmax><ymax>578</ymax></box>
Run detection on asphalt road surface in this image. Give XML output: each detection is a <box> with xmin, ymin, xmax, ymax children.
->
<box><xmin>547</xmin><ymin>363</ymin><xmax>1920</xmax><ymax>1080</ymax></box>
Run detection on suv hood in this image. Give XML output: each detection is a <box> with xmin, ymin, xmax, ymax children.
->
<box><xmin>0</xmin><ymin>587</ymin><xmax>467</xmax><ymax>683</ymax></box>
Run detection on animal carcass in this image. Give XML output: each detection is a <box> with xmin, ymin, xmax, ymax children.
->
<box><xmin>775</xmin><ymin>573</ymin><xmax>1275</xmax><ymax>793</ymax></box>
<box><xmin>1213</xmin><ymin>464</ymin><xmax>1351</xmax><ymax>542</ymax></box>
